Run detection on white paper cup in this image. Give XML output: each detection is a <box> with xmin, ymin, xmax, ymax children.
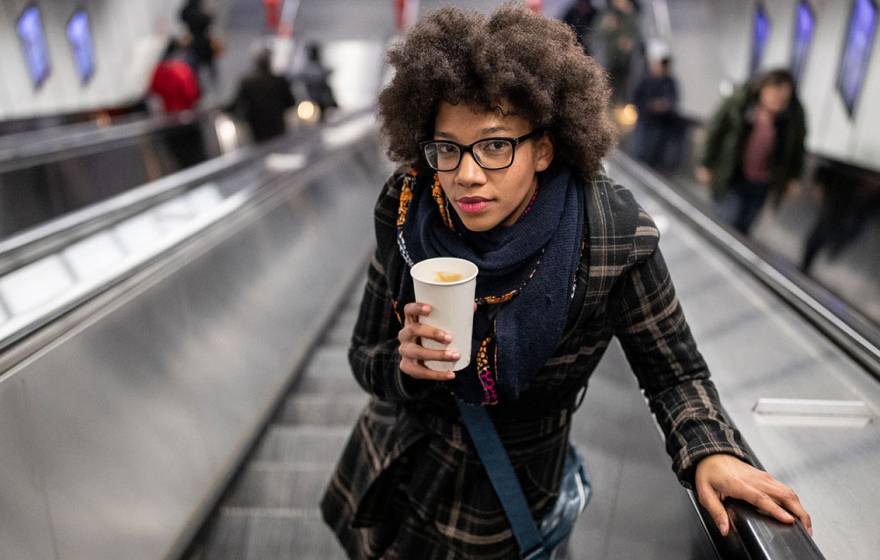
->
<box><xmin>411</xmin><ymin>257</ymin><xmax>478</xmax><ymax>371</ymax></box>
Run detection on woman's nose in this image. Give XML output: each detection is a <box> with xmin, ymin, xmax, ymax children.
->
<box><xmin>456</xmin><ymin>151</ymin><xmax>486</xmax><ymax>186</ymax></box>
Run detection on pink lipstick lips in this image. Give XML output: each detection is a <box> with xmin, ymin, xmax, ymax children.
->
<box><xmin>457</xmin><ymin>196</ymin><xmax>490</xmax><ymax>213</ymax></box>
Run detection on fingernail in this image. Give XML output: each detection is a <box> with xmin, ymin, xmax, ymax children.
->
<box><xmin>449</xmin><ymin>351</ymin><xmax>460</xmax><ymax>360</ymax></box>
<box><xmin>446</xmin><ymin>372</ymin><xmax>455</xmax><ymax>379</ymax></box>
<box><xmin>421</xmin><ymin>305</ymin><xmax>430</xmax><ymax>313</ymax></box>
<box><xmin>443</xmin><ymin>333</ymin><xmax>452</xmax><ymax>342</ymax></box>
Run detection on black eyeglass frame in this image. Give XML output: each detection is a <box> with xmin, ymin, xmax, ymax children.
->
<box><xmin>419</xmin><ymin>129</ymin><xmax>545</xmax><ymax>172</ymax></box>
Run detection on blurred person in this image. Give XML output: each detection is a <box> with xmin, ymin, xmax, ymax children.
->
<box><xmin>698</xmin><ymin>69</ymin><xmax>806</xmax><ymax>235</ymax></box>
<box><xmin>320</xmin><ymin>6</ymin><xmax>811</xmax><ymax>559</ymax></box>
<box><xmin>149</xmin><ymin>39</ymin><xmax>200</xmax><ymax>114</ymax></box>
<box><xmin>525</xmin><ymin>0</ymin><xmax>543</xmax><ymax>13</ymax></box>
<box><xmin>800</xmin><ymin>163</ymin><xmax>880</xmax><ymax>273</ymax></box>
<box><xmin>149</xmin><ymin>39</ymin><xmax>205</xmax><ymax>168</ymax></box>
<box><xmin>229</xmin><ymin>45</ymin><xmax>296</xmax><ymax>143</ymax></box>
<box><xmin>298</xmin><ymin>43</ymin><xmax>339</xmax><ymax>122</ymax></box>
<box><xmin>562</xmin><ymin>0</ymin><xmax>598</xmax><ymax>55</ymax></box>
<box><xmin>598</xmin><ymin>0</ymin><xmax>641</xmax><ymax>104</ymax></box>
<box><xmin>180</xmin><ymin>0</ymin><xmax>221</xmax><ymax>84</ymax></box>
<box><xmin>632</xmin><ymin>40</ymin><xmax>678</xmax><ymax>168</ymax></box>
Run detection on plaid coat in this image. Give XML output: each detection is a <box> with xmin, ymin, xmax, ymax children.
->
<box><xmin>320</xmin><ymin>169</ymin><xmax>754</xmax><ymax>559</ymax></box>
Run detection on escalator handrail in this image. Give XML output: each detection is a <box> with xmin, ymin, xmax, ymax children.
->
<box><xmin>0</xmin><ymin>111</ymin><xmax>378</xmax><ymax>352</ymax></box>
<box><xmin>612</xmin><ymin>152</ymin><xmax>830</xmax><ymax>560</ymax></box>
<box><xmin>0</xmin><ymin>110</ymin><xmax>217</xmax><ymax>173</ymax></box>
<box><xmin>0</xmin><ymin>110</ymin><xmax>377</xmax><ymax>276</ymax></box>
<box><xmin>611</xmin><ymin>151</ymin><xmax>880</xmax><ymax>380</ymax></box>
<box><xmin>0</xmin><ymin>143</ymin><xmax>257</xmax><ymax>277</ymax></box>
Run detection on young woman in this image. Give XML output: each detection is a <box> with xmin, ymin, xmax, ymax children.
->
<box><xmin>321</xmin><ymin>6</ymin><xmax>811</xmax><ymax>559</ymax></box>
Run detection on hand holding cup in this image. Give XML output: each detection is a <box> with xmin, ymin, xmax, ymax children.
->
<box><xmin>398</xmin><ymin>257</ymin><xmax>478</xmax><ymax>382</ymax></box>
<box><xmin>398</xmin><ymin>303</ymin><xmax>459</xmax><ymax>381</ymax></box>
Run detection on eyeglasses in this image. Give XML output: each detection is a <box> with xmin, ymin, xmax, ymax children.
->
<box><xmin>420</xmin><ymin>129</ymin><xmax>544</xmax><ymax>172</ymax></box>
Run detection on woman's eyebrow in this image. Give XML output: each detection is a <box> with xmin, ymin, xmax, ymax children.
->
<box><xmin>434</xmin><ymin>126</ymin><xmax>512</xmax><ymax>139</ymax></box>
<box><xmin>480</xmin><ymin>126</ymin><xmax>512</xmax><ymax>134</ymax></box>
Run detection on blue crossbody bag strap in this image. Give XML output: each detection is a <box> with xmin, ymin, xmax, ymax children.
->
<box><xmin>456</xmin><ymin>400</ymin><xmax>548</xmax><ymax>560</ymax></box>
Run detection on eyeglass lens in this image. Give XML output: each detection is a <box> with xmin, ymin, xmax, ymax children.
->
<box><xmin>425</xmin><ymin>139</ymin><xmax>515</xmax><ymax>171</ymax></box>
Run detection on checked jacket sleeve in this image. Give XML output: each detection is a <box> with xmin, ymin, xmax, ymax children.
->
<box><xmin>609</xmin><ymin>223</ymin><xmax>757</xmax><ymax>486</ymax></box>
<box><xmin>347</xmin><ymin>171</ymin><xmax>436</xmax><ymax>402</ymax></box>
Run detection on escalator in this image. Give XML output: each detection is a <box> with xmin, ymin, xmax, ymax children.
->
<box><xmin>0</xmin><ymin>113</ymin><xmax>385</xmax><ymax>560</ymax></box>
<box><xmin>182</xmin><ymin>281</ymin><xmax>722</xmax><ymax>560</ymax></box>
<box><xmin>0</xmin><ymin>113</ymin><xmax>870</xmax><ymax>559</ymax></box>
<box><xmin>181</xmin><ymin>155</ymin><xmax>863</xmax><ymax>559</ymax></box>
<box><xmin>0</xmin><ymin>110</ymin><xmax>229</xmax><ymax>239</ymax></box>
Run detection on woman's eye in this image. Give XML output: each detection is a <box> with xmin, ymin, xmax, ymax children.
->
<box><xmin>437</xmin><ymin>144</ymin><xmax>457</xmax><ymax>154</ymax></box>
<box><xmin>484</xmin><ymin>141</ymin><xmax>508</xmax><ymax>152</ymax></box>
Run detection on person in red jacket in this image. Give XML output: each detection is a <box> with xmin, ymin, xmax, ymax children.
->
<box><xmin>149</xmin><ymin>39</ymin><xmax>201</xmax><ymax>113</ymax></box>
<box><xmin>149</xmin><ymin>39</ymin><xmax>205</xmax><ymax>169</ymax></box>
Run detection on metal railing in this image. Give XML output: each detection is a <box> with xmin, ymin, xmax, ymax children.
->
<box><xmin>612</xmin><ymin>151</ymin><xmax>880</xmax><ymax>383</ymax></box>
<box><xmin>0</xmin><ymin>110</ymin><xmax>375</xmax><ymax>353</ymax></box>
<box><xmin>613</xmin><ymin>151</ymin><xmax>836</xmax><ymax>559</ymax></box>
<box><xmin>0</xmin><ymin>110</ymin><xmax>216</xmax><ymax>173</ymax></box>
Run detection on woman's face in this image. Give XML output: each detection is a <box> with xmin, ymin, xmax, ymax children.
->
<box><xmin>759</xmin><ymin>83</ymin><xmax>793</xmax><ymax>114</ymax></box>
<box><xmin>432</xmin><ymin>101</ymin><xmax>554</xmax><ymax>232</ymax></box>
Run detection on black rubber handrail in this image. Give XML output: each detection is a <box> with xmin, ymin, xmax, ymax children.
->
<box><xmin>688</xmin><ymin>444</ymin><xmax>825</xmax><ymax>560</ymax></box>
<box><xmin>0</xmin><ymin>110</ymin><xmax>371</xmax><ymax>277</ymax></box>
<box><xmin>0</xmin><ymin>110</ymin><xmax>216</xmax><ymax>174</ymax></box>
<box><xmin>691</xmin><ymin>494</ymin><xmax>824</xmax><ymax>560</ymax></box>
<box><xmin>0</xmin><ymin>110</ymin><xmax>378</xmax><ymax>353</ymax></box>
<box><xmin>0</xmin><ymin>144</ymin><xmax>258</xmax><ymax>277</ymax></box>
<box><xmin>612</xmin><ymin>152</ymin><xmax>830</xmax><ymax>559</ymax></box>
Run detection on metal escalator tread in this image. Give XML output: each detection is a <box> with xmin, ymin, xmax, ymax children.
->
<box><xmin>188</xmin><ymin>290</ymin><xmax>366</xmax><ymax>560</ymax></box>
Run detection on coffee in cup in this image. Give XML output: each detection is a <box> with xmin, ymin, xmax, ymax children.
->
<box><xmin>410</xmin><ymin>257</ymin><xmax>478</xmax><ymax>371</ymax></box>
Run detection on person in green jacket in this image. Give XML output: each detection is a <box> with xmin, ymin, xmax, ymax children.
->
<box><xmin>697</xmin><ymin>69</ymin><xmax>806</xmax><ymax>235</ymax></box>
<box><xmin>598</xmin><ymin>0</ymin><xmax>642</xmax><ymax>104</ymax></box>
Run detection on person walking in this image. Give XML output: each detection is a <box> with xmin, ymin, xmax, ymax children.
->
<box><xmin>562</xmin><ymin>0</ymin><xmax>598</xmax><ymax>55</ymax></box>
<box><xmin>632</xmin><ymin>40</ymin><xmax>679</xmax><ymax>168</ymax></box>
<box><xmin>598</xmin><ymin>0</ymin><xmax>641</xmax><ymax>104</ymax></box>
<box><xmin>298</xmin><ymin>43</ymin><xmax>338</xmax><ymax>122</ymax></box>
<box><xmin>229</xmin><ymin>46</ymin><xmax>296</xmax><ymax>143</ymax></box>
<box><xmin>697</xmin><ymin>69</ymin><xmax>807</xmax><ymax>235</ymax></box>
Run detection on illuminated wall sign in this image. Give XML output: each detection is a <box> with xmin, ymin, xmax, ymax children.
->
<box><xmin>750</xmin><ymin>3</ymin><xmax>771</xmax><ymax>76</ymax></box>
<box><xmin>790</xmin><ymin>1</ymin><xmax>815</xmax><ymax>83</ymax></box>
<box><xmin>67</xmin><ymin>9</ymin><xmax>95</xmax><ymax>84</ymax></box>
<box><xmin>837</xmin><ymin>0</ymin><xmax>878</xmax><ymax>116</ymax></box>
<box><xmin>16</xmin><ymin>5</ymin><xmax>51</xmax><ymax>89</ymax></box>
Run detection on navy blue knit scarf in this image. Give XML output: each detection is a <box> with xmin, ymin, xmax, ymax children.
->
<box><xmin>396</xmin><ymin>165</ymin><xmax>584</xmax><ymax>404</ymax></box>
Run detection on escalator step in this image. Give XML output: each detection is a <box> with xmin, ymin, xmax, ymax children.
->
<box><xmin>303</xmin><ymin>349</ymin><xmax>352</xmax><ymax>379</ymax></box>
<box><xmin>225</xmin><ymin>463</ymin><xmax>333</xmax><ymax>509</ymax></box>
<box><xmin>198</xmin><ymin>509</ymin><xmax>344</xmax><ymax>560</ymax></box>
<box><xmin>253</xmin><ymin>425</ymin><xmax>350</xmax><ymax>464</ymax></box>
<box><xmin>295</xmin><ymin>373</ymin><xmax>363</xmax><ymax>395</ymax></box>
<box><xmin>277</xmin><ymin>394</ymin><xmax>367</xmax><ymax>426</ymax></box>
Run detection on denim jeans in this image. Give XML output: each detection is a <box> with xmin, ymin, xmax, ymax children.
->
<box><xmin>715</xmin><ymin>179</ymin><xmax>770</xmax><ymax>235</ymax></box>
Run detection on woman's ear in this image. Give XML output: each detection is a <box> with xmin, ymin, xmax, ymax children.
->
<box><xmin>534</xmin><ymin>133</ymin><xmax>554</xmax><ymax>172</ymax></box>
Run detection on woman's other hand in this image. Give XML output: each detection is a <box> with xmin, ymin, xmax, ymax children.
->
<box><xmin>398</xmin><ymin>302</ymin><xmax>458</xmax><ymax>381</ymax></box>
<box><xmin>695</xmin><ymin>454</ymin><xmax>812</xmax><ymax>538</ymax></box>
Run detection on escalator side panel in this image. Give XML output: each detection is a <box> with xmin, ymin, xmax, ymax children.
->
<box><xmin>0</xmin><ymin>377</ymin><xmax>57</xmax><ymax>560</ymax></box>
<box><xmin>0</xmin><ymin>146</ymin><xmax>381</xmax><ymax>560</ymax></box>
<box><xmin>568</xmin><ymin>342</ymin><xmax>717</xmax><ymax>560</ymax></box>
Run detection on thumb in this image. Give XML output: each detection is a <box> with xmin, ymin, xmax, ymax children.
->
<box><xmin>697</xmin><ymin>481</ymin><xmax>730</xmax><ymax>536</ymax></box>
